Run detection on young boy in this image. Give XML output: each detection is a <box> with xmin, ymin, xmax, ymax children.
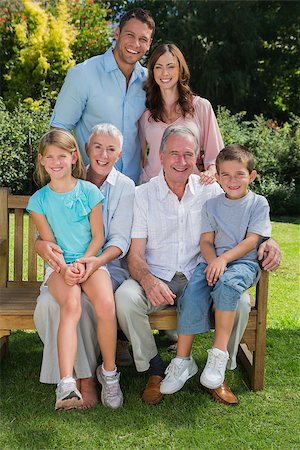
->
<box><xmin>160</xmin><ymin>144</ymin><xmax>271</xmax><ymax>397</ymax></box>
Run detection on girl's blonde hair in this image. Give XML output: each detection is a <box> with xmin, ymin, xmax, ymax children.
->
<box><xmin>34</xmin><ymin>128</ymin><xmax>86</xmax><ymax>186</ymax></box>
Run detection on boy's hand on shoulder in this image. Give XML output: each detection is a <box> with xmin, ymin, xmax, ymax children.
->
<box><xmin>205</xmin><ymin>256</ymin><xmax>227</xmax><ymax>286</ymax></box>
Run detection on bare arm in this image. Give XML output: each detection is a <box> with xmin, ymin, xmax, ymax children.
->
<box><xmin>31</xmin><ymin>212</ymin><xmax>81</xmax><ymax>285</ymax></box>
<box><xmin>31</xmin><ymin>212</ymin><xmax>66</xmax><ymax>268</ymax></box>
<box><xmin>202</xmin><ymin>232</ymin><xmax>260</xmax><ymax>286</ymax></box>
<box><xmin>200</xmin><ymin>231</ymin><xmax>217</xmax><ymax>264</ymax></box>
<box><xmin>128</xmin><ymin>238</ymin><xmax>176</xmax><ymax>307</ymax></box>
<box><xmin>220</xmin><ymin>232</ymin><xmax>261</xmax><ymax>265</ymax></box>
<box><xmin>84</xmin><ymin>203</ymin><xmax>104</xmax><ymax>257</ymax></box>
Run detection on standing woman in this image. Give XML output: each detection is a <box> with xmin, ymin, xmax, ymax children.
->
<box><xmin>139</xmin><ymin>43</ymin><xmax>224</xmax><ymax>184</ymax></box>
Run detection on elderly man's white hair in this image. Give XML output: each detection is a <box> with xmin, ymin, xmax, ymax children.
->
<box><xmin>87</xmin><ymin>123</ymin><xmax>123</xmax><ymax>150</ymax></box>
<box><xmin>160</xmin><ymin>125</ymin><xmax>199</xmax><ymax>157</ymax></box>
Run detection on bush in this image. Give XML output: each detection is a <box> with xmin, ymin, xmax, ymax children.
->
<box><xmin>0</xmin><ymin>100</ymin><xmax>299</xmax><ymax>216</ymax></box>
<box><xmin>0</xmin><ymin>98</ymin><xmax>51</xmax><ymax>194</ymax></box>
<box><xmin>0</xmin><ymin>0</ymin><xmax>111</xmax><ymax>109</ymax></box>
<box><xmin>217</xmin><ymin>107</ymin><xmax>300</xmax><ymax>216</ymax></box>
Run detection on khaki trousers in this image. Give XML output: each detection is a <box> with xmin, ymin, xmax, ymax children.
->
<box><xmin>115</xmin><ymin>274</ymin><xmax>250</xmax><ymax>372</ymax></box>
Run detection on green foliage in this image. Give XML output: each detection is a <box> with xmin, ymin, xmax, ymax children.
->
<box><xmin>0</xmin><ymin>97</ymin><xmax>298</xmax><ymax>216</ymax></box>
<box><xmin>0</xmin><ymin>97</ymin><xmax>51</xmax><ymax>194</ymax></box>
<box><xmin>0</xmin><ymin>0</ymin><xmax>111</xmax><ymax>108</ymax></box>
<box><xmin>126</xmin><ymin>0</ymin><xmax>300</xmax><ymax>121</ymax></box>
<box><xmin>217</xmin><ymin>107</ymin><xmax>300</xmax><ymax>215</ymax></box>
<box><xmin>69</xmin><ymin>0</ymin><xmax>111</xmax><ymax>63</ymax></box>
<box><xmin>2</xmin><ymin>0</ymin><xmax>76</xmax><ymax>109</ymax></box>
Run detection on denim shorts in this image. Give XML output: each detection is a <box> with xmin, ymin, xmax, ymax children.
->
<box><xmin>177</xmin><ymin>260</ymin><xmax>259</xmax><ymax>334</ymax></box>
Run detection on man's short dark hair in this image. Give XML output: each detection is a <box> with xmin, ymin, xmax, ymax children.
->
<box><xmin>216</xmin><ymin>144</ymin><xmax>255</xmax><ymax>173</ymax></box>
<box><xmin>119</xmin><ymin>8</ymin><xmax>155</xmax><ymax>38</ymax></box>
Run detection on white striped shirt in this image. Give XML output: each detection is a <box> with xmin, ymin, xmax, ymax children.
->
<box><xmin>132</xmin><ymin>170</ymin><xmax>223</xmax><ymax>281</ymax></box>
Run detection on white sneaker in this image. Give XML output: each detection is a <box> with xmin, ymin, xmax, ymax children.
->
<box><xmin>96</xmin><ymin>366</ymin><xmax>124</xmax><ymax>409</ymax></box>
<box><xmin>200</xmin><ymin>348</ymin><xmax>229</xmax><ymax>389</ymax></box>
<box><xmin>55</xmin><ymin>377</ymin><xmax>83</xmax><ymax>411</ymax></box>
<box><xmin>160</xmin><ymin>356</ymin><xmax>198</xmax><ymax>394</ymax></box>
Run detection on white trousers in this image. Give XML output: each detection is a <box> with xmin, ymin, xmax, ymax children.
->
<box><xmin>115</xmin><ymin>275</ymin><xmax>251</xmax><ymax>372</ymax></box>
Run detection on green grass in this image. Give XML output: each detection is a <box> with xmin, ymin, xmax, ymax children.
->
<box><xmin>1</xmin><ymin>218</ymin><xmax>299</xmax><ymax>450</ymax></box>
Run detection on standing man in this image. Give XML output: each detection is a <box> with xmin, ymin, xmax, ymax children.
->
<box><xmin>115</xmin><ymin>125</ymin><xmax>281</xmax><ymax>406</ymax></box>
<box><xmin>50</xmin><ymin>8</ymin><xmax>155</xmax><ymax>183</ymax></box>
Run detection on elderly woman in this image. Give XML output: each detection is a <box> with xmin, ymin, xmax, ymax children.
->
<box><xmin>139</xmin><ymin>43</ymin><xmax>223</xmax><ymax>184</ymax></box>
<box><xmin>34</xmin><ymin>124</ymin><xmax>135</xmax><ymax>409</ymax></box>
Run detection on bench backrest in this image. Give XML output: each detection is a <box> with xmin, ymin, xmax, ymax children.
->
<box><xmin>0</xmin><ymin>187</ymin><xmax>45</xmax><ymax>289</ymax></box>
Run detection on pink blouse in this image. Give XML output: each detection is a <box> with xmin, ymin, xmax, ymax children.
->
<box><xmin>139</xmin><ymin>96</ymin><xmax>224</xmax><ymax>183</ymax></box>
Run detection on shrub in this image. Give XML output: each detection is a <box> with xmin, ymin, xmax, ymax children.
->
<box><xmin>0</xmin><ymin>0</ymin><xmax>111</xmax><ymax>109</ymax></box>
<box><xmin>2</xmin><ymin>0</ymin><xmax>76</xmax><ymax>109</ymax></box>
<box><xmin>0</xmin><ymin>101</ymin><xmax>299</xmax><ymax>216</ymax></box>
<box><xmin>217</xmin><ymin>107</ymin><xmax>300</xmax><ymax>215</ymax></box>
<box><xmin>0</xmin><ymin>98</ymin><xmax>51</xmax><ymax>194</ymax></box>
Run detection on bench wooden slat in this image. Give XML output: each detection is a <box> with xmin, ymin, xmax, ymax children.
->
<box><xmin>28</xmin><ymin>216</ymin><xmax>38</xmax><ymax>281</ymax></box>
<box><xmin>14</xmin><ymin>209</ymin><xmax>24</xmax><ymax>282</ymax></box>
<box><xmin>0</xmin><ymin>188</ymin><xmax>8</xmax><ymax>287</ymax></box>
<box><xmin>8</xmin><ymin>195</ymin><xmax>29</xmax><ymax>209</ymax></box>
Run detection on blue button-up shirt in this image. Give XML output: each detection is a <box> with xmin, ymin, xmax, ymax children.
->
<box><xmin>50</xmin><ymin>47</ymin><xmax>148</xmax><ymax>183</ymax></box>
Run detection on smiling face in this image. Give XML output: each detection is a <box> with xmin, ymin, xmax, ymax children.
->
<box><xmin>153</xmin><ymin>51</ymin><xmax>180</xmax><ymax>91</ymax></box>
<box><xmin>160</xmin><ymin>134</ymin><xmax>197</xmax><ymax>189</ymax></box>
<box><xmin>39</xmin><ymin>145</ymin><xmax>77</xmax><ymax>181</ymax></box>
<box><xmin>114</xmin><ymin>18</ymin><xmax>152</xmax><ymax>70</ymax></box>
<box><xmin>216</xmin><ymin>160</ymin><xmax>257</xmax><ymax>200</ymax></box>
<box><xmin>87</xmin><ymin>133</ymin><xmax>122</xmax><ymax>178</ymax></box>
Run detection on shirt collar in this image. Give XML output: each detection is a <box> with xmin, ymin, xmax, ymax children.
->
<box><xmin>105</xmin><ymin>166</ymin><xmax>118</xmax><ymax>186</ymax></box>
<box><xmin>85</xmin><ymin>164</ymin><xmax>118</xmax><ymax>189</ymax></box>
<box><xmin>157</xmin><ymin>169</ymin><xmax>197</xmax><ymax>200</ymax></box>
<box><xmin>103</xmin><ymin>46</ymin><xmax>147</xmax><ymax>80</ymax></box>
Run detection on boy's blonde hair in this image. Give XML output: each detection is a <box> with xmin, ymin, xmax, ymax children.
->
<box><xmin>216</xmin><ymin>144</ymin><xmax>255</xmax><ymax>174</ymax></box>
<box><xmin>35</xmin><ymin>129</ymin><xmax>85</xmax><ymax>186</ymax></box>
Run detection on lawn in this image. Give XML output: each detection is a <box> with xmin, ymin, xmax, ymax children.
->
<box><xmin>0</xmin><ymin>218</ymin><xmax>299</xmax><ymax>450</ymax></box>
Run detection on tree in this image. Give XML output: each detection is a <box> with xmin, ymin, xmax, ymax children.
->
<box><xmin>2</xmin><ymin>0</ymin><xmax>76</xmax><ymax>108</ymax></box>
<box><xmin>0</xmin><ymin>0</ymin><xmax>111</xmax><ymax>108</ymax></box>
<box><xmin>122</xmin><ymin>0</ymin><xmax>300</xmax><ymax>121</ymax></box>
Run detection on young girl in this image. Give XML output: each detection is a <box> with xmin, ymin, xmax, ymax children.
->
<box><xmin>27</xmin><ymin>129</ymin><xmax>123</xmax><ymax>411</ymax></box>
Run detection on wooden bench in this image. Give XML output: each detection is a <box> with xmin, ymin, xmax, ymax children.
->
<box><xmin>0</xmin><ymin>186</ymin><xmax>269</xmax><ymax>391</ymax></box>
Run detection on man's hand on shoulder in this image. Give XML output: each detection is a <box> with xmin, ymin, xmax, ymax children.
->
<box><xmin>258</xmin><ymin>237</ymin><xmax>281</xmax><ymax>272</ymax></box>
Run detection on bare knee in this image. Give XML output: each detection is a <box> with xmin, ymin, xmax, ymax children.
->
<box><xmin>60</xmin><ymin>295</ymin><xmax>82</xmax><ymax>321</ymax></box>
<box><xmin>93</xmin><ymin>297</ymin><xmax>116</xmax><ymax>321</ymax></box>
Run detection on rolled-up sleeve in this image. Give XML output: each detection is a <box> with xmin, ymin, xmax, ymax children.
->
<box><xmin>131</xmin><ymin>186</ymin><xmax>148</xmax><ymax>239</ymax></box>
<box><xmin>50</xmin><ymin>65</ymin><xmax>88</xmax><ymax>131</ymax></box>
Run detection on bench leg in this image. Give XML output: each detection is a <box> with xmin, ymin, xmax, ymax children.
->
<box><xmin>0</xmin><ymin>335</ymin><xmax>9</xmax><ymax>361</ymax></box>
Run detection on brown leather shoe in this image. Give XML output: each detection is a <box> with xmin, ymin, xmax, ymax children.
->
<box><xmin>202</xmin><ymin>380</ymin><xmax>239</xmax><ymax>406</ymax></box>
<box><xmin>142</xmin><ymin>375</ymin><xmax>164</xmax><ymax>405</ymax></box>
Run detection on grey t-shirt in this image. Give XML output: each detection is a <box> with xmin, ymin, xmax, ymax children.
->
<box><xmin>200</xmin><ymin>190</ymin><xmax>271</xmax><ymax>262</ymax></box>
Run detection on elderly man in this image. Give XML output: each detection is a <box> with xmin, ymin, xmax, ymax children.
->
<box><xmin>115</xmin><ymin>125</ymin><xmax>280</xmax><ymax>406</ymax></box>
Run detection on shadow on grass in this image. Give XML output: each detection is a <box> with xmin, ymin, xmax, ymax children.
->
<box><xmin>271</xmin><ymin>215</ymin><xmax>300</xmax><ymax>224</ymax></box>
<box><xmin>0</xmin><ymin>329</ymin><xmax>299</xmax><ymax>449</ymax></box>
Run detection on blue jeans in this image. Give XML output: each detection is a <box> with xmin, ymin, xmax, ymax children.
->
<box><xmin>177</xmin><ymin>260</ymin><xmax>260</xmax><ymax>335</ymax></box>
